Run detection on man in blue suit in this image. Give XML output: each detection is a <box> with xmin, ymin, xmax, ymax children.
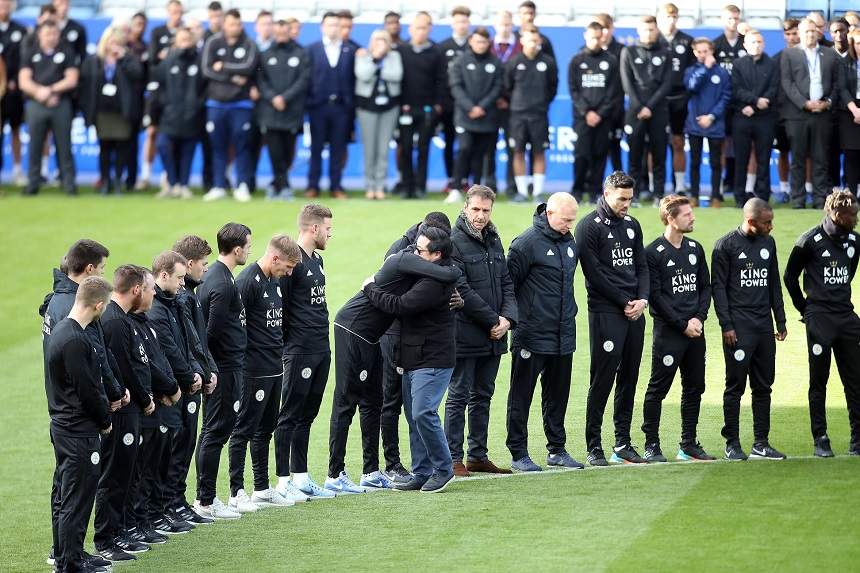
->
<box><xmin>304</xmin><ymin>12</ymin><xmax>355</xmax><ymax>200</ymax></box>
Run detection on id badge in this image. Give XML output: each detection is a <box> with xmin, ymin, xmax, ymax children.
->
<box><xmin>101</xmin><ymin>83</ymin><xmax>117</xmax><ymax>97</ymax></box>
<box><xmin>399</xmin><ymin>114</ymin><xmax>413</xmax><ymax>126</ymax></box>
<box><xmin>374</xmin><ymin>95</ymin><xmax>389</xmax><ymax>106</ymax></box>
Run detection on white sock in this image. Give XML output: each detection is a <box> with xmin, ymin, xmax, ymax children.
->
<box><xmin>674</xmin><ymin>171</ymin><xmax>686</xmax><ymax>191</ymax></box>
<box><xmin>745</xmin><ymin>173</ymin><xmax>756</xmax><ymax>193</ymax></box>
<box><xmin>532</xmin><ymin>173</ymin><xmax>546</xmax><ymax>197</ymax></box>
<box><xmin>648</xmin><ymin>172</ymin><xmax>655</xmax><ymax>193</ymax></box>
<box><xmin>141</xmin><ymin>161</ymin><xmax>152</xmax><ymax>180</ymax></box>
<box><xmin>805</xmin><ymin>181</ymin><xmax>813</xmax><ymax>193</ymax></box>
<box><xmin>291</xmin><ymin>472</ymin><xmax>309</xmax><ymax>486</ymax></box>
<box><xmin>277</xmin><ymin>476</ymin><xmax>291</xmax><ymax>489</ymax></box>
<box><xmin>515</xmin><ymin>175</ymin><xmax>529</xmax><ymax>197</ymax></box>
<box><xmin>779</xmin><ymin>180</ymin><xmax>789</xmax><ymax>193</ymax></box>
<box><xmin>41</xmin><ymin>157</ymin><xmax>49</xmax><ymax>176</ymax></box>
<box><xmin>12</xmin><ymin>162</ymin><xmax>21</xmax><ymax>174</ymax></box>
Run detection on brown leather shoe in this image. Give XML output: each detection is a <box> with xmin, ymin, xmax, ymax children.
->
<box><xmin>711</xmin><ymin>198</ymin><xmax>722</xmax><ymax>208</ymax></box>
<box><xmin>466</xmin><ymin>458</ymin><xmax>513</xmax><ymax>474</ymax></box>
<box><xmin>452</xmin><ymin>461</ymin><xmax>471</xmax><ymax>477</ymax></box>
<box><xmin>331</xmin><ymin>189</ymin><xmax>348</xmax><ymax>200</ymax></box>
<box><xmin>304</xmin><ymin>188</ymin><xmax>320</xmax><ymax>198</ymax></box>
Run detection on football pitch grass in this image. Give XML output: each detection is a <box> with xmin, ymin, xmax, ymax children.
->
<box><xmin>1</xmin><ymin>189</ymin><xmax>858</xmax><ymax>572</ymax></box>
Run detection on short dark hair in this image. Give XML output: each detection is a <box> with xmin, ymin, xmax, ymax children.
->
<box><xmin>423</xmin><ymin>211</ymin><xmax>451</xmax><ymax>232</ymax></box>
<box><xmin>693</xmin><ymin>37</ymin><xmax>714</xmax><ymax>50</ymax></box>
<box><xmin>586</xmin><ymin>21</ymin><xmax>604</xmax><ymax>33</ymax></box>
<box><xmin>256</xmin><ymin>9</ymin><xmax>272</xmax><ymax>20</ymax></box>
<box><xmin>519</xmin><ymin>1</ymin><xmax>536</xmax><ymax>11</ymax></box>
<box><xmin>783</xmin><ymin>18</ymin><xmax>800</xmax><ymax>31</ymax></box>
<box><xmin>604</xmin><ymin>170</ymin><xmax>635</xmax><ymax>190</ymax></box>
<box><xmin>207</xmin><ymin>1</ymin><xmax>222</xmax><ymax>11</ymax></box>
<box><xmin>322</xmin><ymin>11</ymin><xmax>339</xmax><ymax>22</ymax></box>
<box><xmin>65</xmin><ymin>239</ymin><xmax>110</xmax><ymax>275</ymax></box>
<box><xmin>172</xmin><ymin>235</ymin><xmax>212</xmax><ymax>262</ymax></box>
<box><xmin>39</xmin><ymin>4</ymin><xmax>57</xmax><ymax>17</ymax></box>
<box><xmin>830</xmin><ymin>18</ymin><xmax>849</xmax><ymax>29</ymax></box>
<box><xmin>38</xmin><ymin>20</ymin><xmax>58</xmax><ymax>32</ymax></box>
<box><xmin>152</xmin><ymin>251</ymin><xmax>188</xmax><ymax>277</ymax></box>
<box><xmin>216</xmin><ymin>222</ymin><xmax>252</xmax><ymax>255</ymax></box>
<box><xmin>384</xmin><ymin>11</ymin><xmax>400</xmax><ymax>21</ymax></box>
<box><xmin>132</xmin><ymin>11</ymin><xmax>147</xmax><ymax>21</ymax></box>
<box><xmin>451</xmin><ymin>6</ymin><xmax>471</xmax><ymax>17</ymax></box>
<box><xmin>337</xmin><ymin>9</ymin><xmax>353</xmax><ymax>20</ymax></box>
<box><xmin>113</xmin><ymin>264</ymin><xmax>151</xmax><ymax>294</ymax></box>
<box><xmin>224</xmin><ymin>8</ymin><xmax>240</xmax><ymax>20</ymax></box>
<box><xmin>472</xmin><ymin>26</ymin><xmax>490</xmax><ymax>40</ymax></box>
<box><xmin>640</xmin><ymin>15</ymin><xmax>657</xmax><ymax>25</ymax></box>
<box><xmin>417</xmin><ymin>224</ymin><xmax>453</xmax><ymax>258</ymax></box>
<box><xmin>466</xmin><ymin>184</ymin><xmax>496</xmax><ymax>204</ymax></box>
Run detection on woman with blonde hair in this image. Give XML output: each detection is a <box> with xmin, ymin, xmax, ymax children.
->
<box><xmin>355</xmin><ymin>29</ymin><xmax>403</xmax><ymax>199</ymax></box>
<box><xmin>79</xmin><ymin>25</ymin><xmax>144</xmax><ymax>194</ymax></box>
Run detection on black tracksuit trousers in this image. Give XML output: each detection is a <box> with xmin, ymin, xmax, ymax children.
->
<box><xmin>93</xmin><ymin>411</ymin><xmax>140</xmax><ymax>549</ymax></box>
<box><xmin>229</xmin><ymin>373</ymin><xmax>282</xmax><ymax>495</ymax></box>
<box><xmin>196</xmin><ymin>370</ymin><xmax>241</xmax><ymax>505</ymax></box>
<box><xmin>721</xmin><ymin>329</ymin><xmax>775</xmax><ymax>445</ymax></box>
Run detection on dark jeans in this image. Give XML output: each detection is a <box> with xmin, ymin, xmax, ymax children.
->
<box><xmin>444</xmin><ymin>355</ymin><xmax>501</xmax><ymax>463</ymax></box>
<box><xmin>206</xmin><ymin>105</ymin><xmax>254</xmax><ymax>189</ymax></box>
<box><xmin>156</xmin><ymin>133</ymin><xmax>196</xmax><ymax>186</ymax></box>
<box><xmin>308</xmin><ymin>102</ymin><xmax>350</xmax><ymax>190</ymax></box>
<box><xmin>688</xmin><ymin>135</ymin><xmax>723</xmax><ymax>200</ymax></box>
<box><xmin>403</xmin><ymin>367</ymin><xmax>454</xmax><ymax>479</ymax></box>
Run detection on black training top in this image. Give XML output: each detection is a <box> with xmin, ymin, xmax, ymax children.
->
<box><xmin>198</xmin><ymin>260</ymin><xmax>247</xmax><ymax>372</ymax></box>
<box><xmin>645</xmin><ymin>235</ymin><xmax>711</xmax><ymax>332</ymax></box>
<box><xmin>281</xmin><ymin>247</ymin><xmax>329</xmax><ymax>356</ymax></box>
<box><xmin>46</xmin><ymin>317</ymin><xmax>111</xmax><ymax>436</ymax></box>
<box><xmin>102</xmin><ymin>300</ymin><xmax>153</xmax><ymax>413</ymax></box>
<box><xmin>236</xmin><ymin>262</ymin><xmax>284</xmax><ymax>377</ymax></box>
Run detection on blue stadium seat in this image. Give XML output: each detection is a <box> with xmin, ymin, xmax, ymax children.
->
<box><xmin>785</xmin><ymin>0</ymin><xmax>828</xmax><ymax>18</ymax></box>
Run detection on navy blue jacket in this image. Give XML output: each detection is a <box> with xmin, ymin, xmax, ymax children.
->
<box><xmin>684</xmin><ymin>62</ymin><xmax>731</xmax><ymax>138</ymax></box>
<box><xmin>306</xmin><ymin>40</ymin><xmax>356</xmax><ymax>109</ymax></box>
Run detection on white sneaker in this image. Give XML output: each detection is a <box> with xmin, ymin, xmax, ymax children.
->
<box><xmin>251</xmin><ymin>487</ymin><xmax>295</xmax><ymax>508</ymax></box>
<box><xmin>13</xmin><ymin>166</ymin><xmax>25</xmax><ymax>187</ymax></box>
<box><xmin>203</xmin><ymin>187</ymin><xmax>227</xmax><ymax>202</ymax></box>
<box><xmin>177</xmin><ymin>185</ymin><xmax>193</xmax><ymax>199</ymax></box>
<box><xmin>275</xmin><ymin>481</ymin><xmax>310</xmax><ymax>503</ymax></box>
<box><xmin>228</xmin><ymin>489</ymin><xmax>259</xmax><ymax>513</ymax></box>
<box><xmin>444</xmin><ymin>188</ymin><xmax>462</xmax><ymax>204</ymax></box>
<box><xmin>154</xmin><ymin>185</ymin><xmax>173</xmax><ymax>199</ymax></box>
<box><xmin>193</xmin><ymin>498</ymin><xmax>240</xmax><ymax>520</ymax></box>
<box><xmin>233</xmin><ymin>183</ymin><xmax>251</xmax><ymax>202</ymax></box>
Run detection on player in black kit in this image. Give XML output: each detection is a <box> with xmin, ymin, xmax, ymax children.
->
<box><xmin>641</xmin><ymin>196</ymin><xmax>714</xmax><ymax>462</ymax></box>
<box><xmin>712</xmin><ymin>198</ymin><xmax>787</xmax><ymax>461</ymax></box>
<box><xmin>784</xmin><ymin>190</ymin><xmax>860</xmax><ymax>457</ymax></box>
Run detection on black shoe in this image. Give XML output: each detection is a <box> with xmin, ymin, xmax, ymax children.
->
<box><xmin>814</xmin><ymin>435</ymin><xmax>835</xmax><ymax>458</ymax></box>
<box><xmin>678</xmin><ymin>441</ymin><xmax>716</xmax><ymax>461</ymax></box>
<box><xmin>749</xmin><ymin>441</ymin><xmax>786</xmax><ymax>460</ymax></box>
<box><xmin>153</xmin><ymin>514</ymin><xmax>193</xmax><ymax>535</ymax></box>
<box><xmin>385</xmin><ymin>462</ymin><xmax>413</xmax><ymax>484</ymax></box>
<box><xmin>510</xmin><ymin>193</ymin><xmax>529</xmax><ymax>203</ymax></box>
<box><xmin>643</xmin><ymin>442</ymin><xmax>667</xmax><ymax>463</ymax></box>
<box><xmin>124</xmin><ymin>526</ymin><xmax>153</xmax><ymax>545</ymax></box>
<box><xmin>137</xmin><ymin>524</ymin><xmax>169</xmax><ymax>544</ymax></box>
<box><xmin>177</xmin><ymin>505</ymin><xmax>214</xmax><ymax>525</ymax></box>
<box><xmin>393</xmin><ymin>475</ymin><xmax>428</xmax><ymax>491</ymax></box>
<box><xmin>724</xmin><ymin>442</ymin><xmax>748</xmax><ymax>461</ymax></box>
<box><xmin>97</xmin><ymin>544</ymin><xmax>136</xmax><ymax>562</ymax></box>
<box><xmin>114</xmin><ymin>534</ymin><xmax>150</xmax><ymax>554</ymax></box>
<box><xmin>586</xmin><ymin>447</ymin><xmax>609</xmax><ymax>467</ymax></box>
<box><xmin>611</xmin><ymin>444</ymin><xmax>648</xmax><ymax>464</ymax></box>
<box><xmin>849</xmin><ymin>443</ymin><xmax>860</xmax><ymax>456</ymax></box>
<box><xmin>83</xmin><ymin>551</ymin><xmax>111</xmax><ymax>568</ymax></box>
<box><xmin>46</xmin><ymin>548</ymin><xmax>55</xmax><ymax>565</ymax></box>
<box><xmin>420</xmin><ymin>471</ymin><xmax>454</xmax><ymax>493</ymax></box>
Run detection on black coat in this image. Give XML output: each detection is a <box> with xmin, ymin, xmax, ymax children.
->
<box><xmin>257</xmin><ymin>40</ymin><xmax>310</xmax><ymax>132</ymax></box>
<box><xmin>837</xmin><ymin>58</ymin><xmax>860</xmax><ymax>150</ymax></box>
<box><xmin>147</xmin><ymin>285</ymin><xmax>204</xmax><ymax>393</ymax></box>
<box><xmin>156</xmin><ymin>48</ymin><xmax>207</xmax><ymax>138</ymax></box>
<box><xmin>79</xmin><ymin>54</ymin><xmax>144</xmax><ymax>126</ymax></box>
<box><xmin>507</xmin><ymin>205</ymin><xmax>578</xmax><ymax>355</ymax></box>
<box><xmin>451</xmin><ymin>214</ymin><xmax>518</xmax><ymax>357</ymax></box>
<box><xmin>448</xmin><ymin>48</ymin><xmax>503</xmax><ymax>133</ymax></box>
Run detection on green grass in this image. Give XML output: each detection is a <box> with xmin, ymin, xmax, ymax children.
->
<box><xmin>1</xmin><ymin>189</ymin><xmax>858</xmax><ymax>572</ymax></box>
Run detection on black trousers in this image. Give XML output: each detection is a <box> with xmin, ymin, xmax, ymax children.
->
<box><xmin>195</xmin><ymin>370</ymin><xmax>241</xmax><ymax>505</ymax></box>
<box><xmin>721</xmin><ymin>329</ymin><xmax>775</xmax><ymax>444</ymax></box>
<box><xmin>127</xmin><ymin>425</ymin><xmax>168</xmax><ymax>528</ymax></box>
<box><xmin>805</xmin><ymin>312</ymin><xmax>860</xmax><ymax>444</ymax></box>
<box><xmin>641</xmin><ymin>323</ymin><xmax>706</xmax><ymax>444</ymax></box>
<box><xmin>688</xmin><ymin>135</ymin><xmax>723</xmax><ymax>200</ymax></box>
<box><xmin>484</xmin><ymin>109</ymin><xmax>515</xmax><ymax>194</ymax></box>
<box><xmin>164</xmin><ymin>394</ymin><xmax>200</xmax><ymax>510</ymax></box>
<box><xmin>274</xmin><ymin>352</ymin><xmax>331</xmax><ymax>475</ymax></box>
<box><xmin>845</xmin><ymin>149</ymin><xmax>860</xmax><ymax>194</ymax></box>
<box><xmin>201</xmin><ymin>130</ymin><xmax>214</xmax><ymax>190</ymax></box>
<box><xmin>573</xmin><ymin>119</ymin><xmax>611</xmax><ymax>202</ymax></box>
<box><xmin>400</xmin><ymin>108</ymin><xmax>435</xmax><ymax>193</ymax></box>
<box><xmin>444</xmin><ymin>355</ymin><xmax>501</xmax><ymax>463</ymax></box>
<box><xmin>228</xmin><ymin>373</ymin><xmax>282</xmax><ymax>495</ymax></box>
<box><xmin>97</xmin><ymin>138</ymin><xmax>132</xmax><ymax>185</ymax></box>
<box><xmin>786</xmin><ymin>113</ymin><xmax>832</xmax><ymax>208</ymax></box>
<box><xmin>25</xmin><ymin>99</ymin><xmax>75</xmax><ymax>194</ymax></box>
<box><xmin>609</xmin><ymin>114</ymin><xmax>624</xmax><ymax>172</ymax></box>
<box><xmin>379</xmin><ymin>333</ymin><xmax>404</xmax><ymax>471</ymax></box>
<box><xmin>51</xmin><ymin>429</ymin><xmax>101</xmax><ymax>573</ymax></box>
<box><xmin>505</xmin><ymin>351</ymin><xmax>572</xmax><ymax>460</ymax></box>
<box><xmin>733</xmin><ymin>113</ymin><xmax>775</xmax><ymax>204</ymax></box>
<box><xmin>585</xmin><ymin>312</ymin><xmax>646</xmax><ymax>451</ymax></box>
<box><xmin>264</xmin><ymin>128</ymin><xmax>298</xmax><ymax>192</ymax></box>
<box><xmin>328</xmin><ymin>328</ymin><xmax>383</xmax><ymax>477</ymax></box>
<box><xmin>94</xmin><ymin>410</ymin><xmax>140</xmax><ymax>549</ymax></box>
<box><xmin>439</xmin><ymin>109</ymin><xmax>457</xmax><ymax>180</ymax></box>
<box><xmin>626</xmin><ymin>107</ymin><xmax>669</xmax><ymax>199</ymax></box>
<box><xmin>453</xmin><ymin>130</ymin><xmax>495</xmax><ymax>189</ymax></box>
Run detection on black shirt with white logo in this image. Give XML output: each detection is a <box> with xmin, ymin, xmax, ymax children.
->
<box><xmin>645</xmin><ymin>235</ymin><xmax>711</xmax><ymax>332</ymax></box>
<box><xmin>784</xmin><ymin>223</ymin><xmax>860</xmax><ymax>316</ymax></box>
<box><xmin>21</xmin><ymin>44</ymin><xmax>76</xmax><ymax>89</ymax></box>
<box><xmin>711</xmin><ymin>227</ymin><xmax>786</xmax><ymax>333</ymax></box>
<box><xmin>281</xmin><ymin>248</ymin><xmax>329</xmax><ymax>356</ymax></box>
<box><xmin>101</xmin><ymin>300</ymin><xmax>153</xmax><ymax>413</ymax></box>
<box><xmin>46</xmin><ymin>317</ymin><xmax>111</xmax><ymax>436</ymax></box>
<box><xmin>575</xmin><ymin>198</ymin><xmax>649</xmax><ymax>314</ymax></box>
<box><xmin>504</xmin><ymin>51</ymin><xmax>558</xmax><ymax>114</ymax></box>
<box><xmin>236</xmin><ymin>262</ymin><xmax>284</xmax><ymax>377</ymax></box>
<box><xmin>0</xmin><ymin>19</ymin><xmax>28</xmax><ymax>82</ymax></box>
<box><xmin>657</xmin><ymin>30</ymin><xmax>695</xmax><ymax>95</ymax></box>
<box><xmin>198</xmin><ymin>260</ymin><xmax>247</xmax><ymax>372</ymax></box>
<box><xmin>713</xmin><ymin>33</ymin><xmax>746</xmax><ymax>73</ymax></box>
<box><xmin>568</xmin><ymin>47</ymin><xmax>621</xmax><ymax>121</ymax></box>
